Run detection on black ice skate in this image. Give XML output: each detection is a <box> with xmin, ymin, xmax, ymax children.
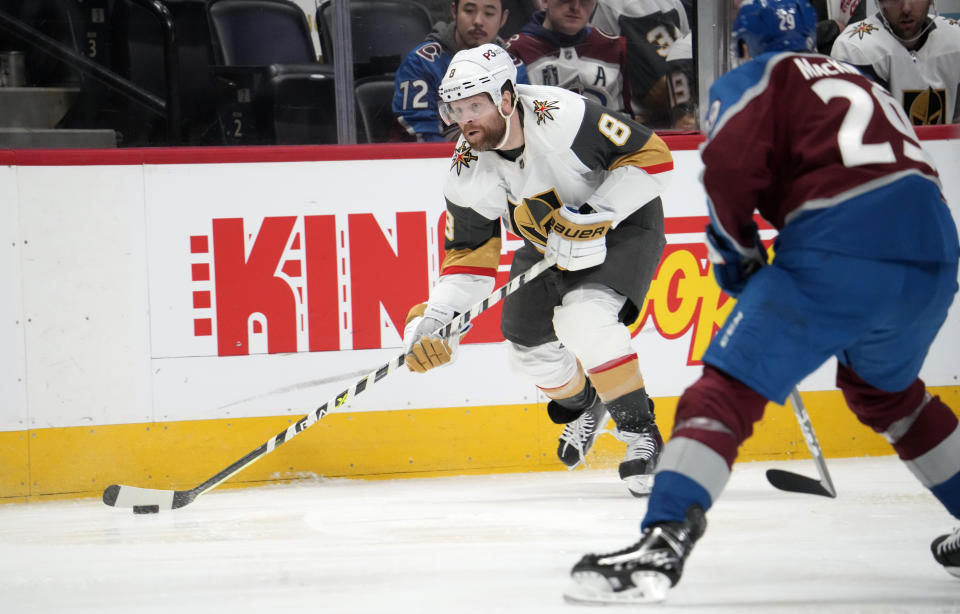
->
<box><xmin>554</xmin><ymin>398</ymin><xmax>608</xmax><ymax>468</ymax></box>
<box><xmin>564</xmin><ymin>505</ymin><xmax>706</xmax><ymax>605</ymax></box>
<box><xmin>614</xmin><ymin>422</ymin><xmax>663</xmax><ymax>497</ymax></box>
<box><xmin>931</xmin><ymin>527</ymin><xmax>960</xmax><ymax>578</ymax></box>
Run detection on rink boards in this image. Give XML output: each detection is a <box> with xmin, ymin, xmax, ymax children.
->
<box><xmin>1</xmin><ymin>130</ymin><xmax>958</xmax><ymax>501</ymax></box>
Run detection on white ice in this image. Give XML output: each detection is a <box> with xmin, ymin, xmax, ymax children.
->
<box><xmin>1</xmin><ymin>456</ymin><xmax>958</xmax><ymax>614</ymax></box>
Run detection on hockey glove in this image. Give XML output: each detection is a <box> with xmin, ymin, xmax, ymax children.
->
<box><xmin>705</xmin><ymin>222</ymin><xmax>767</xmax><ymax>298</ymax></box>
<box><xmin>545</xmin><ymin>206</ymin><xmax>615</xmax><ymax>271</ymax></box>
<box><xmin>403</xmin><ymin>303</ymin><xmax>467</xmax><ymax>373</ymax></box>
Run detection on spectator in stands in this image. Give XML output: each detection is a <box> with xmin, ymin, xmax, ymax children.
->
<box><xmin>393</xmin><ymin>0</ymin><xmax>529</xmax><ymax>141</ymax></box>
<box><xmin>831</xmin><ymin>0</ymin><xmax>960</xmax><ymax>125</ymax></box>
<box><xmin>503</xmin><ymin>0</ymin><xmax>631</xmax><ymax>113</ymax></box>
<box><xmin>811</xmin><ymin>0</ymin><xmax>867</xmax><ymax>53</ymax></box>
<box><xmin>663</xmin><ymin>31</ymin><xmax>695</xmax><ymax>130</ymax></box>
<box><xmin>588</xmin><ymin>0</ymin><xmax>690</xmax><ymax>128</ymax></box>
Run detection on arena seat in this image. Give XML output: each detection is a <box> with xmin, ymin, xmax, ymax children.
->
<box><xmin>316</xmin><ymin>0</ymin><xmax>432</xmax><ymax>79</ymax></box>
<box><xmin>354</xmin><ymin>75</ymin><xmax>412</xmax><ymax>143</ymax></box>
<box><xmin>207</xmin><ymin>0</ymin><xmax>338</xmax><ymax>144</ymax></box>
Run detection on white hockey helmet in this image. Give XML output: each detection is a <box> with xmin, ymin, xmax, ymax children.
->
<box><xmin>438</xmin><ymin>43</ymin><xmax>517</xmax><ymax>126</ymax></box>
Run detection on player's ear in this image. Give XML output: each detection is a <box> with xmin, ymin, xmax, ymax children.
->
<box><xmin>501</xmin><ymin>87</ymin><xmax>515</xmax><ymax>115</ymax></box>
<box><xmin>499</xmin><ymin>8</ymin><xmax>509</xmax><ymax>28</ymax></box>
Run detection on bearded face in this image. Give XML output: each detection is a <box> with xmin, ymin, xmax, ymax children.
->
<box><xmin>444</xmin><ymin>93</ymin><xmax>508</xmax><ymax>151</ymax></box>
<box><xmin>880</xmin><ymin>0</ymin><xmax>933</xmax><ymax>41</ymax></box>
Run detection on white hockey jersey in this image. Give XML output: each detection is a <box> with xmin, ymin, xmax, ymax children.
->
<box><xmin>444</xmin><ymin>84</ymin><xmax>671</xmax><ymax>243</ymax></box>
<box><xmin>432</xmin><ymin>84</ymin><xmax>673</xmax><ymax>312</ymax></box>
<box><xmin>831</xmin><ymin>14</ymin><xmax>960</xmax><ymax>124</ymax></box>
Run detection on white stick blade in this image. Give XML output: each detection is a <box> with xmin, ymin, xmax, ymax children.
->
<box><xmin>102</xmin><ymin>484</ymin><xmax>176</xmax><ymax>510</ymax></box>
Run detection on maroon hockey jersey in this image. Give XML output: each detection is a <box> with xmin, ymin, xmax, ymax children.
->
<box><xmin>505</xmin><ymin>13</ymin><xmax>631</xmax><ymax>113</ymax></box>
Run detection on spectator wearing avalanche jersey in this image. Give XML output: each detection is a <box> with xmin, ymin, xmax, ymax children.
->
<box><xmin>393</xmin><ymin>0</ymin><xmax>530</xmax><ymax>142</ymax></box>
<box><xmin>504</xmin><ymin>0</ymin><xmax>631</xmax><ymax>114</ymax></box>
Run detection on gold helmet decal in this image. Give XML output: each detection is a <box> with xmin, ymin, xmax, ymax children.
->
<box><xmin>905</xmin><ymin>87</ymin><xmax>946</xmax><ymax>125</ymax></box>
<box><xmin>508</xmin><ymin>188</ymin><xmax>563</xmax><ymax>248</ymax></box>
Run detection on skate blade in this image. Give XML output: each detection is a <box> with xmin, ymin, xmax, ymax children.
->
<box><xmin>945</xmin><ymin>565</ymin><xmax>960</xmax><ymax>579</ymax></box>
<box><xmin>623</xmin><ymin>474</ymin><xmax>654</xmax><ymax>498</ymax></box>
<box><xmin>563</xmin><ymin>570</ymin><xmax>670</xmax><ymax>605</ymax></box>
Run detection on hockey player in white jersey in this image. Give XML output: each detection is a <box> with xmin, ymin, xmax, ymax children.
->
<box><xmin>831</xmin><ymin>0</ymin><xmax>960</xmax><ymax>124</ymax></box>
<box><xmin>402</xmin><ymin>43</ymin><xmax>674</xmax><ymax>495</ymax></box>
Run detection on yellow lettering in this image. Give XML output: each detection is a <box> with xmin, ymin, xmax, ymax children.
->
<box><xmin>630</xmin><ymin>247</ymin><xmax>736</xmax><ymax>364</ymax></box>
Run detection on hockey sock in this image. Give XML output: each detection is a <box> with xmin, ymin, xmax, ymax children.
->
<box><xmin>544</xmin><ymin>374</ymin><xmax>599</xmax><ymax>424</ymax></box>
<box><xmin>839</xmin><ymin>366</ymin><xmax>960</xmax><ymax>517</ymax></box>
<box><xmin>605</xmin><ymin>387</ymin><xmax>655</xmax><ymax>431</ymax></box>
<box><xmin>643</xmin><ymin>469</ymin><xmax>714</xmax><ymax>530</ymax></box>
<box><xmin>641</xmin><ymin>366</ymin><xmax>767</xmax><ymax>529</ymax></box>
<box><xmin>672</xmin><ymin>365</ymin><xmax>767</xmax><ymax>465</ymax></box>
<box><xmin>587</xmin><ymin>353</ymin><xmax>645</xmax><ymax>402</ymax></box>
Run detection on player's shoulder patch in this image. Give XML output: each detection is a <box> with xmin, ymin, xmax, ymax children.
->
<box><xmin>834</xmin><ymin>16</ymin><xmax>902</xmax><ymax>54</ymax></box>
<box><xmin>845</xmin><ymin>20</ymin><xmax>881</xmax><ymax>41</ymax></box>
<box><xmin>833</xmin><ymin>15</ymin><xmax>895</xmax><ymax>61</ymax></box>
<box><xmin>933</xmin><ymin>15</ymin><xmax>960</xmax><ymax>42</ymax></box>
<box><xmin>530</xmin><ymin>98</ymin><xmax>561</xmax><ymax>125</ymax></box>
<box><xmin>517</xmin><ymin>85</ymin><xmax>585</xmax><ymax>148</ymax></box>
<box><xmin>450</xmin><ymin>141</ymin><xmax>479</xmax><ymax>176</ymax></box>
<box><xmin>941</xmin><ymin>15</ymin><xmax>960</xmax><ymax>28</ymax></box>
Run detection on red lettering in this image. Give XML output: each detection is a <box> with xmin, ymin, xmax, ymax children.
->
<box><xmin>212</xmin><ymin>217</ymin><xmax>298</xmax><ymax>356</ymax></box>
<box><xmin>304</xmin><ymin>215</ymin><xmax>340</xmax><ymax>352</ymax></box>
<box><xmin>349</xmin><ymin>212</ymin><xmax>430</xmax><ymax>349</ymax></box>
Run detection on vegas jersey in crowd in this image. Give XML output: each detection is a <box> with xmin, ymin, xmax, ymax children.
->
<box><xmin>589</xmin><ymin>0</ymin><xmax>689</xmax><ymax>124</ymax></box>
<box><xmin>504</xmin><ymin>12</ymin><xmax>631</xmax><ymax>113</ymax></box>
<box><xmin>439</xmin><ymin>84</ymin><xmax>673</xmax><ymax>320</ymax></box>
<box><xmin>831</xmin><ymin>14</ymin><xmax>960</xmax><ymax>124</ymax></box>
<box><xmin>702</xmin><ymin>51</ymin><xmax>956</xmax><ymax>265</ymax></box>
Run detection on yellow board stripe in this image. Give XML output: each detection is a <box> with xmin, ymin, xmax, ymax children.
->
<box><xmin>2</xmin><ymin>386</ymin><xmax>958</xmax><ymax>503</ymax></box>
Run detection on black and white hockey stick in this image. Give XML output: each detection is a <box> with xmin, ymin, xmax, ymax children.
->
<box><xmin>765</xmin><ymin>388</ymin><xmax>837</xmax><ymax>498</ymax></box>
<box><xmin>103</xmin><ymin>255</ymin><xmax>556</xmax><ymax>514</ymax></box>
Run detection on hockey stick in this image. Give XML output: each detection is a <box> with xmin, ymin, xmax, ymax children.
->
<box><xmin>103</xmin><ymin>255</ymin><xmax>556</xmax><ymax>514</ymax></box>
<box><xmin>765</xmin><ymin>388</ymin><xmax>837</xmax><ymax>498</ymax></box>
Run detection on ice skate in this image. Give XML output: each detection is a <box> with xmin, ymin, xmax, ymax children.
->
<box><xmin>555</xmin><ymin>398</ymin><xmax>608</xmax><ymax>468</ymax></box>
<box><xmin>614</xmin><ymin>422</ymin><xmax>663</xmax><ymax>497</ymax></box>
<box><xmin>564</xmin><ymin>504</ymin><xmax>706</xmax><ymax>605</ymax></box>
<box><xmin>931</xmin><ymin>527</ymin><xmax>960</xmax><ymax>578</ymax></box>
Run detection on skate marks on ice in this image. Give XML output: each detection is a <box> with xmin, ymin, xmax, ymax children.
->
<box><xmin>0</xmin><ymin>457</ymin><xmax>958</xmax><ymax>613</ymax></box>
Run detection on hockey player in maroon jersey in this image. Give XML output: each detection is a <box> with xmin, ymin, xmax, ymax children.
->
<box><xmin>503</xmin><ymin>0</ymin><xmax>632</xmax><ymax>113</ymax></box>
<box><xmin>402</xmin><ymin>43</ymin><xmax>674</xmax><ymax>496</ymax></box>
<box><xmin>566</xmin><ymin>0</ymin><xmax>960</xmax><ymax>603</ymax></box>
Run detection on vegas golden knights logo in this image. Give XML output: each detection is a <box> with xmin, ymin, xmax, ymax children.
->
<box><xmin>507</xmin><ymin>188</ymin><xmax>563</xmax><ymax>248</ymax></box>
<box><xmin>904</xmin><ymin>87</ymin><xmax>947</xmax><ymax>125</ymax></box>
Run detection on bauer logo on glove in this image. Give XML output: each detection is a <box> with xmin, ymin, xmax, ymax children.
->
<box><xmin>550</xmin><ymin>217</ymin><xmax>611</xmax><ymax>241</ymax></box>
<box><xmin>545</xmin><ymin>205</ymin><xmax>615</xmax><ymax>271</ymax></box>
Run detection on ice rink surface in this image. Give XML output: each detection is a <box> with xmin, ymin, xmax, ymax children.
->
<box><xmin>2</xmin><ymin>455</ymin><xmax>959</xmax><ymax>614</ymax></box>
